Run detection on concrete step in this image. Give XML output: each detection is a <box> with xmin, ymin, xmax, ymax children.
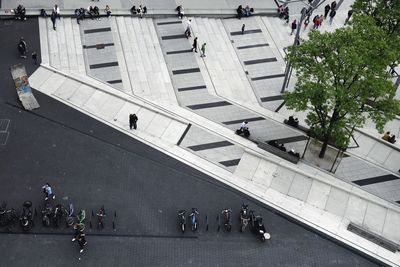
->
<box><xmin>29</xmin><ymin>65</ymin><xmax>187</xmax><ymax>145</ymax></box>
<box><xmin>113</xmin><ymin>16</ymin><xmax>177</xmax><ymax>105</ymax></box>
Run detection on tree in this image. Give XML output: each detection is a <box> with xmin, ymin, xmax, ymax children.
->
<box><xmin>352</xmin><ymin>0</ymin><xmax>400</xmax><ymax>36</ymax></box>
<box><xmin>352</xmin><ymin>0</ymin><xmax>400</xmax><ymax>61</ymax></box>
<box><xmin>284</xmin><ymin>20</ymin><xmax>400</xmax><ymax>158</ymax></box>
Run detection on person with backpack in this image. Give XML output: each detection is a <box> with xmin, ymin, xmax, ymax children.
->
<box><xmin>42</xmin><ymin>183</ymin><xmax>55</xmax><ymax>200</ymax></box>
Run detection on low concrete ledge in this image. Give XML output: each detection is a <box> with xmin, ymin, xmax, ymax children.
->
<box><xmin>0</xmin><ymin>8</ymin><xmax>277</xmax><ymax>19</ymax></box>
<box><xmin>257</xmin><ymin>142</ymin><xmax>300</xmax><ymax>164</ymax></box>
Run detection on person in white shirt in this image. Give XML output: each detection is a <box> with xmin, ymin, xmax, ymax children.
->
<box><xmin>240</xmin><ymin>121</ymin><xmax>248</xmax><ymax>131</ymax></box>
<box><xmin>53</xmin><ymin>4</ymin><xmax>60</xmax><ymax>19</ymax></box>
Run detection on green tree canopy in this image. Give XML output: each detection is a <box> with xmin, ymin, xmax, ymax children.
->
<box><xmin>352</xmin><ymin>0</ymin><xmax>400</xmax><ymax>36</ymax></box>
<box><xmin>284</xmin><ymin>21</ymin><xmax>400</xmax><ymax>158</ymax></box>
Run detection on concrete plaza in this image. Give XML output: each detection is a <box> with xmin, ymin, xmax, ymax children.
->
<box><xmin>0</xmin><ymin>0</ymin><xmax>400</xmax><ymax>266</ymax></box>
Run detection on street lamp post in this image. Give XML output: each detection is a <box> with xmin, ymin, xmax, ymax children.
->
<box><xmin>280</xmin><ymin>0</ymin><xmax>327</xmax><ymax>93</ymax></box>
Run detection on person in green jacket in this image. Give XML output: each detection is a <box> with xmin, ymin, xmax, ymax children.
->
<box><xmin>200</xmin><ymin>43</ymin><xmax>206</xmax><ymax>57</ymax></box>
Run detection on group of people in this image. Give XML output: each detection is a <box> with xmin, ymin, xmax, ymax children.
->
<box><xmin>382</xmin><ymin>131</ymin><xmax>397</xmax><ymax>144</ymax></box>
<box><xmin>278</xmin><ymin>5</ymin><xmax>290</xmax><ymax>24</ymax></box>
<box><xmin>237</xmin><ymin>5</ymin><xmax>254</xmax><ymax>19</ymax></box>
<box><xmin>42</xmin><ymin>183</ymin><xmax>88</xmax><ymax>253</ymax></box>
<box><xmin>130</xmin><ymin>5</ymin><xmax>148</xmax><ymax>18</ymax></box>
<box><xmin>14</xmin><ymin>4</ymin><xmax>27</xmax><ymax>20</ymax></box>
<box><xmin>182</xmin><ymin>19</ymin><xmax>207</xmax><ymax>57</ymax></box>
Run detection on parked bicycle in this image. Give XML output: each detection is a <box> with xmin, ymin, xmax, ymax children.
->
<box><xmin>189</xmin><ymin>208</ymin><xmax>199</xmax><ymax>232</ymax></box>
<box><xmin>178</xmin><ymin>210</ymin><xmax>186</xmax><ymax>233</ymax></box>
<box><xmin>41</xmin><ymin>203</ymin><xmax>52</xmax><ymax>227</ymax></box>
<box><xmin>0</xmin><ymin>202</ymin><xmax>18</xmax><ymax>230</ymax></box>
<box><xmin>96</xmin><ymin>205</ymin><xmax>106</xmax><ymax>229</ymax></box>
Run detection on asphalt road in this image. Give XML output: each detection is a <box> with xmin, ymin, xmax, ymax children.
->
<box><xmin>0</xmin><ymin>18</ymin><xmax>386</xmax><ymax>266</ymax></box>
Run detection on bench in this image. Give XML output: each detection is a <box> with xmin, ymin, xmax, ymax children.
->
<box><xmin>347</xmin><ymin>223</ymin><xmax>400</xmax><ymax>253</ymax></box>
<box><xmin>283</xmin><ymin>119</ymin><xmax>310</xmax><ymax>135</ymax></box>
<box><xmin>257</xmin><ymin>142</ymin><xmax>300</xmax><ymax>164</ymax></box>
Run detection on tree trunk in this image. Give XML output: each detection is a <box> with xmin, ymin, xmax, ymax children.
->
<box><xmin>319</xmin><ymin>139</ymin><xmax>329</xmax><ymax>158</ymax></box>
<box><xmin>319</xmin><ymin>109</ymin><xmax>339</xmax><ymax>158</ymax></box>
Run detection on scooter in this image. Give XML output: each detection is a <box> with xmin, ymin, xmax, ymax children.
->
<box><xmin>239</xmin><ymin>204</ymin><xmax>250</xmax><ymax>232</ymax></box>
<box><xmin>20</xmin><ymin>201</ymin><xmax>33</xmax><ymax>231</ymax></box>
<box><xmin>221</xmin><ymin>209</ymin><xmax>232</xmax><ymax>232</ymax></box>
<box><xmin>250</xmin><ymin>211</ymin><xmax>270</xmax><ymax>242</ymax></box>
<box><xmin>189</xmin><ymin>208</ymin><xmax>199</xmax><ymax>232</ymax></box>
<box><xmin>178</xmin><ymin>210</ymin><xmax>186</xmax><ymax>233</ymax></box>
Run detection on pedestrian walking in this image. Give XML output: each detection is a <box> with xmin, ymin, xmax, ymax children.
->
<box><xmin>344</xmin><ymin>9</ymin><xmax>353</xmax><ymax>25</ymax></box>
<box><xmin>312</xmin><ymin>15</ymin><xmax>319</xmax><ymax>29</ymax></box>
<box><xmin>185</xmin><ymin>19</ymin><xmax>192</xmax><ymax>38</ymax></box>
<box><xmin>329</xmin><ymin>9</ymin><xmax>336</xmax><ymax>25</ymax></box>
<box><xmin>42</xmin><ymin>183</ymin><xmax>55</xmax><ymax>200</ymax></box>
<box><xmin>176</xmin><ymin>5</ymin><xmax>184</xmax><ymax>19</ymax></box>
<box><xmin>53</xmin><ymin>4</ymin><xmax>60</xmax><ymax>20</ymax></box>
<box><xmin>191</xmin><ymin>37</ymin><xmax>198</xmax><ymax>53</ymax></box>
<box><xmin>72</xmin><ymin>223</ymin><xmax>83</xmax><ymax>241</ymax></box>
<box><xmin>284</xmin><ymin>12</ymin><xmax>289</xmax><ymax>24</ymax></box>
<box><xmin>318</xmin><ymin>15</ymin><xmax>324</xmax><ymax>28</ymax></box>
<box><xmin>200</xmin><ymin>43</ymin><xmax>206</xmax><ymax>57</ymax></box>
<box><xmin>50</xmin><ymin>11</ymin><xmax>57</xmax><ymax>30</ymax></box>
<box><xmin>290</xmin><ymin>19</ymin><xmax>297</xmax><ymax>35</ymax></box>
<box><xmin>304</xmin><ymin>16</ymin><xmax>310</xmax><ymax>30</ymax></box>
<box><xmin>18</xmin><ymin>37</ymin><xmax>27</xmax><ymax>58</ymax></box>
<box><xmin>77</xmin><ymin>232</ymin><xmax>87</xmax><ymax>253</ymax></box>
<box><xmin>129</xmin><ymin>113</ymin><xmax>138</xmax><ymax>130</ymax></box>
<box><xmin>331</xmin><ymin>1</ymin><xmax>337</xmax><ymax>11</ymax></box>
<box><xmin>324</xmin><ymin>4</ymin><xmax>330</xmax><ymax>19</ymax></box>
<box><xmin>31</xmin><ymin>51</ymin><xmax>37</xmax><ymax>65</ymax></box>
<box><xmin>241</xmin><ymin>24</ymin><xmax>245</xmax><ymax>34</ymax></box>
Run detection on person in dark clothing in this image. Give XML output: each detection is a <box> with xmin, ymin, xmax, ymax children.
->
<box><xmin>191</xmin><ymin>37</ymin><xmax>198</xmax><ymax>53</ymax></box>
<box><xmin>345</xmin><ymin>9</ymin><xmax>353</xmax><ymax>24</ymax></box>
<box><xmin>18</xmin><ymin>37</ymin><xmax>27</xmax><ymax>58</ymax></box>
<box><xmin>31</xmin><ymin>51</ymin><xmax>38</xmax><ymax>65</ymax></box>
<box><xmin>50</xmin><ymin>11</ymin><xmax>57</xmax><ymax>30</ymax></box>
<box><xmin>331</xmin><ymin>1</ymin><xmax>337</xmax><ymax>11</ymax></box>
<box><xmin>329</xmin><ymin>9</ymin><xmax>336</xmax><ymax>24</ymax></box>
<box><xmin>284</xmin><ymin>13</ymin><xmax>289</xmax><ymax>24</ymax></box>
<box><xmin>324</xmin><ymin>4</ymin><xmax>330</xmax><ymax>18</ymax></box>
<box><xmin>241</xmin><ymin>24</ymin><xmax>245</xmax><ymax>34</ymax></box>
<box><xmin>176</xmin><ymin>5</ymin><xmax>184</xmax><ymax>19</ymax></box>
<box><xmin>129</xmin><ymin>114</ymin><xmax>138</xmax><ymax>130</ymax></box>
<box><xmin>237</xmin><ymin>5</ymin><xmax>243</xmax><ymax>19</ymax></box>
<box><xmin>290</xmin><ymin>19</ymin><xmax>297</xmax><ymax>35</ymax></box>
<box><xmin>77</xmin><ymin>232</ymin><xmax>87</xmax><ymax>253</ymax></box>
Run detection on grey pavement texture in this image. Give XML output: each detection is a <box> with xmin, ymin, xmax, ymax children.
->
<box><xmin>154</xmin><ymin>17</ymin><xmax>308</xmax><ymax>153</ymax></box>
<box><xmin>0</xmin><ymin>18</ymin><xmax>387</xmax><ymax>267</ymax></box>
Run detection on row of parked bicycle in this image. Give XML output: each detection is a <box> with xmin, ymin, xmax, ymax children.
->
<box><xmin>0</xmin><ymin>200</ymin><xmax>112</xmax><ymax>232</ymax></box>
<box><xmin>178</xmin><ymin>204</ymin><xmax>271</xmax><ymax>242</ymax></box>
<box><xmin>0</xmin><ymin>184</ymin><xmax>113</xmax><ymax>232</ymax></box>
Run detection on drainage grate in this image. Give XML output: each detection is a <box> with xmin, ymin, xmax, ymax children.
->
<box><xmin>347</xmin><ymin>223</ymin><xmax>400</xmax><ymax>252</ymax></box>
